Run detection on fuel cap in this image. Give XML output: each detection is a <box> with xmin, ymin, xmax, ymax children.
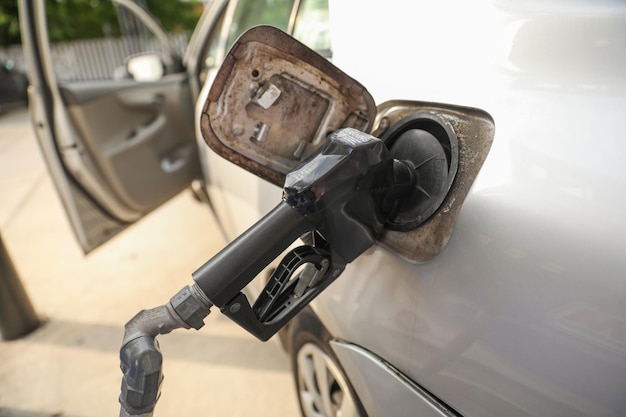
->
<box><xmin>381</xmin><ymin>112</ymin><xmax>459</xmax><ymax>231</ymax></box>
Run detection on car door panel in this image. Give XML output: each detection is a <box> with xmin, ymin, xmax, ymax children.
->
<box><xmin>59</xmin><ymin>75</ymin><xmax>197</xmax><ymax>213</ymax></box>
<box><xmin>19</xmin><ymin>0</ymin><xmax>206</xmax><ymax>253</ymax></box>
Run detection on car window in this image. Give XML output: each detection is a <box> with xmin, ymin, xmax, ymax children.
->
<box><xmin>199</xmin><ymin>0</ymin><xmax>294</xmax><ymax>83</ymax></box>
<box><xmin>292</xmin><ymin>0</ymin><xmax>331</xmax><ymax>56</ymax></box>
<box><xmin>200</xmin><ymin>0</ymin><xmax>294</xmax><ymax>84</ymax></box>
<box><xmin>200</xmin><ymin>6</ymin><xmax>228</xmax><ymax>83</ymax></box>
<box><xmin>199</xmin><ymin>0</ymin><xmax>329</xmax><ymax>85</ymax></box>
<box><xmin>226</xmin><ymin>0</ymin><xmax>295</xmax><ymax>48</ymax></box>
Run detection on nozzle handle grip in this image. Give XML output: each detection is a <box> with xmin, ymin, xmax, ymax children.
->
<box><xmin>192</xmin><ymin>201</ymin><xmax>312</xmax><ymax>306</ymax></box>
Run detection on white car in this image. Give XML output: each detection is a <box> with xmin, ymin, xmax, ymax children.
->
<box><xmin>20</xmin><ymin>1</ymin><xmax>626</xmax><ymax>416</ymax></box>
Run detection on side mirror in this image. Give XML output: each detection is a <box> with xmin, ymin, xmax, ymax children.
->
<box><xmin>126</xmin><ymin>53</ymin><xmax>164</xmax><ymax>82</ymax></box>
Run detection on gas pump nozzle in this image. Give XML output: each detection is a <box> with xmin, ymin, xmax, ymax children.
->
<box><xmin>119</xmin><ymin>128</ymin><xmax>416</xmax><ymax>416</ymax></box>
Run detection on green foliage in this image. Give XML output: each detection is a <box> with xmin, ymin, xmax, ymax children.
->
<box><xmin>0</xmin><ymin>0</ymin><xmax>21</xmax><ymax>46</ymax></box>
<box><xmin>0</xmin><ymin>0</ymin><xmax>203</xmax><ymax>46</ymax></box>
<box><xmin>147</xmin><ymin>0</ymin><xmax>204</xmax><ymax>34</ymax></box>
<box><xmin>46</xmin><ymin>0</ymin><xmax>120</xmax><ymax>43</ymax></box>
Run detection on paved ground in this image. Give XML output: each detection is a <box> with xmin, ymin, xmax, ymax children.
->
<box><xmin>0</xmin><ymin>108</ymin><xmax>299</xmax><ymax>416</ymax></box>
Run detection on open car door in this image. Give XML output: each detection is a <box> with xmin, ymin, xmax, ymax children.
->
<box><xmin>18</xmin><ymin>0</ymin><xmax>225</xmax><ymax>253</ymax></box>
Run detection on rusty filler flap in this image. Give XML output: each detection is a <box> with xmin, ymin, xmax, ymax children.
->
<box><xmin>200</xmin><ymin>25</ymin><xmax>376</xmax><ymax>186</ymax></box>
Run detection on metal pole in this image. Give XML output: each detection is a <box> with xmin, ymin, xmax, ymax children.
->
<box><xmin>0</xmin><ymin>233</ymin><xmax>41</xmax><ymax>340</ymax></box>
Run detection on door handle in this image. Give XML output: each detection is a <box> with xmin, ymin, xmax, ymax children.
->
<box><xmin>160</xmin><ymin>146</ymin><xmax>192</xmax><ymax>173</ymax></box>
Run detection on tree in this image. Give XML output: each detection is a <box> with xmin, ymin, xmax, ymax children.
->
<box><xmin>45</xmin><ymin>0</ymin><xmax>121</xmax><ymax>43</ymax></box>
<box><xmin>146</xmin><ymin>0</ymin><xmax>204</xmax><ymax>34</ymax></box>
<box><xmin>0</xmin><ymin>0</ymin><xmax>203</xmax><ymax>47</ymax></box>
<box><xmin>0</xmin><ymin>0</ymin><xmax>21</xmax><ymax>46</ymax></box>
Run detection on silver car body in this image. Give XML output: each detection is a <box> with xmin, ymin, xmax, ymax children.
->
<box><xmin>206</xmin><ymin>1</ymin><xmax>626</xmax><ymax>416</ymax></box>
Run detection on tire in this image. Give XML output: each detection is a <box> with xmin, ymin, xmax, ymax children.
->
<box><xmin>290</xmin><ymin>308</ymin><xmax>366</xmax><ymax>417</ymax></box>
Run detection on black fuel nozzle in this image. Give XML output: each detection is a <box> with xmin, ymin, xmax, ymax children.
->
<box><xmin>119</xmin><ymin>128</ymin><xmax>416</xmax><ymax>416</ymax></box>
<box><xmin>193</xmin><ymin>128</ymin><xmax>416</xmax><ymax>340</ymax></box>
<box><xmin>282</xmin><ymin>128</ymin><xmax>414</xmax><ymax>263</ymax></box>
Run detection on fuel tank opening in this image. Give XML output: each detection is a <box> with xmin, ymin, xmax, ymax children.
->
<box><xmin>381</xmin><ymin>112</ymin><xmax>459</xmax><ymax>231</ymax></box>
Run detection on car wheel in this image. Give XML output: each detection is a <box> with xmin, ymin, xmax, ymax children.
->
<box><xmin>290</xmin><ymin>309</ymin><xmax>365</xmax><ymax>417</ymax></box>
